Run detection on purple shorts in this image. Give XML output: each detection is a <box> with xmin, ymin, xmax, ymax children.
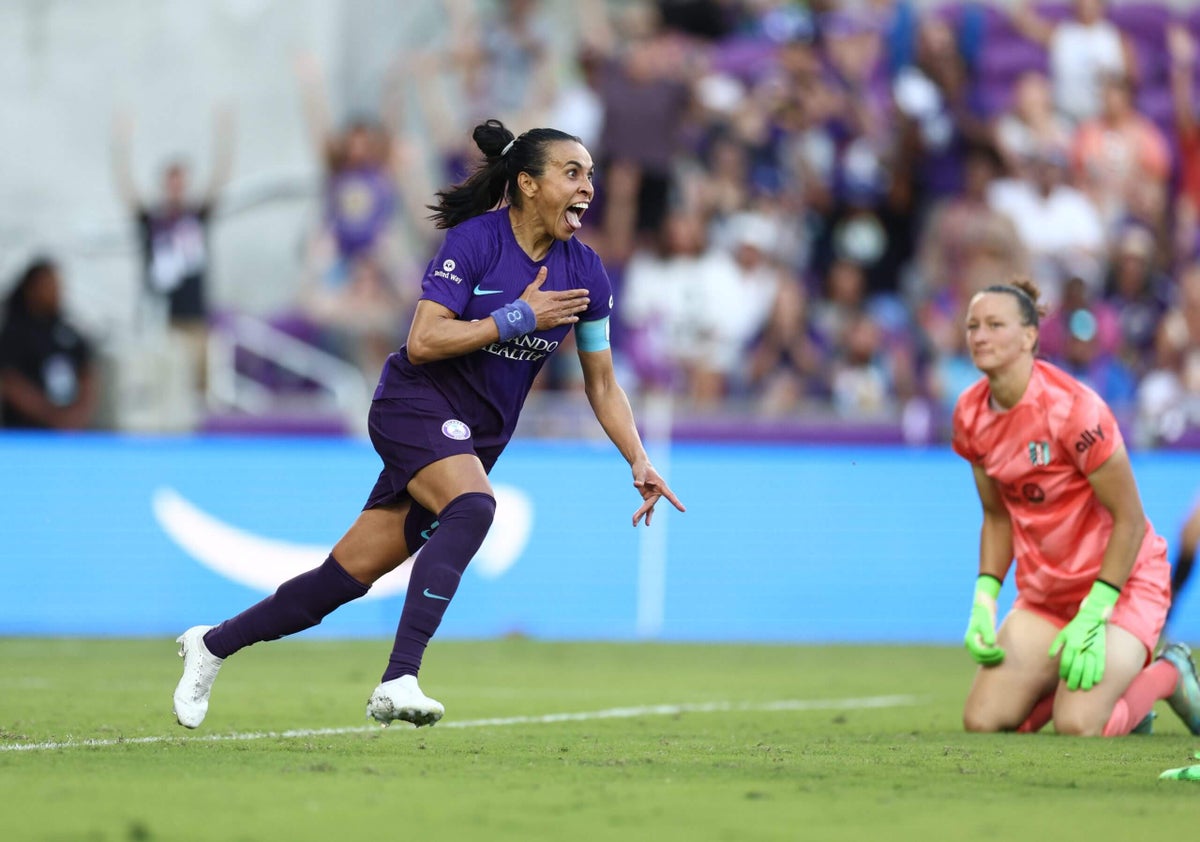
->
<box><xmin>362</xmin><ymin>397</ymin><xmax>507</xmax><ymax>543</ymax></box>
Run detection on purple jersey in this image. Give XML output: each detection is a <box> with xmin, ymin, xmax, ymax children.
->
<box><xmin>374</xmin><ymin>208</ymin><xmax>613</xmax><ymax>441</ymax></box>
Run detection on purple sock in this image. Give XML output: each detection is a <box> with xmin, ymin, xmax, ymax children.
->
<box><xmin>382</xmin><ymin>492</ymin><xmax>495</xmax><ymax>681</ymax></box>
<box><xmin>203</xmin><ymin>555</ymin><xmax>369</xmax><ymax>659</ymax></box>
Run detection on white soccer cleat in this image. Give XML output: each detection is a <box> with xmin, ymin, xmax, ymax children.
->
<box><xmin>366</xmin><ymin>675</ymin><xmax>445</xmax><ymax>728</ymax></box>
<box><xmin>173</xmin><ymin>625</ymin><xmax>223</xmax><ymax>729</ymax></box>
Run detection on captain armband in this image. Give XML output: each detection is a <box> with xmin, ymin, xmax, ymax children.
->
<box><xmin>576</xmin><ymin>316</ymin><xmax>610</xmax><ymax>352</ymax></box>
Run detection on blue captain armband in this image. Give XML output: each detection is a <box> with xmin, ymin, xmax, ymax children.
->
<box><xmin>576</xmin><ymin>316</ymin><xmax>610</xmax><ymax>352</ymax></box>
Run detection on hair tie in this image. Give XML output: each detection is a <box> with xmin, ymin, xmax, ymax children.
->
<box><xmin>501</xmin><ymin>139</ymin><xmax>515</xmax><ymax>157</ymax></box>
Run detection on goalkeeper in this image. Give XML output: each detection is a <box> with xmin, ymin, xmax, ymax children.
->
<box><xmin>951</xmin><ymin>278</ymin><xmax>1200</xmax><ymax>736</ymax></box>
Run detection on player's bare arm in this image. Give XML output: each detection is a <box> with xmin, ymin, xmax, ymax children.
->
<box><xmin>971</xmin><ymin>463</ymin><xmax>1014</xmax><ymax>582</ymax></box>
<box><xmin>406</xmin><ymin>267</ymin><xmax>588</xmax><ymax>364</ymax></box>
<box><xmin>1086</xmin><ymin>443</ymin><xmax>1148</xmax><ymax>590</ymax></box>
<box><xmin>406</xmin><ymin>299</ymin><xmax>503</xmax><ymax>363</ymax></box>
<box><xmin>578</xmin><ymin>347</ymin><xmax>685</xmax><ymax>526</ymax></box>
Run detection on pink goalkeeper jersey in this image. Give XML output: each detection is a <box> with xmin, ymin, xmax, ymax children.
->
<box><xmin>952</xmin><ymin>359</ymin><xmax>1167</xmax><ymax>607</ymax></box>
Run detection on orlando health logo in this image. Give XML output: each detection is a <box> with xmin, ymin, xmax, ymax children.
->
<box><xmin>483</xmin><ymin>333</ymin><xmax>560</xmax><ymax>362</ymax></box>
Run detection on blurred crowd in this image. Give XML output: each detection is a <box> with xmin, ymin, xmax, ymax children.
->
<box><xmin>555</xmin><ymin>0</ymin><xmax>1200</xmax><ymax>446</ymax></box>
<box><xmin>4</xmin><ymin>0</ymin><xmax>1200</xmax><ymax>446</ymax></box>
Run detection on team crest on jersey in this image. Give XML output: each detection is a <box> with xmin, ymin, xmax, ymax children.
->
<box><xmin>441</xmin><ymin>419</ymin><xmax>471</xmax><ymax>441</ymax></box>
<box><xmin>1027</xmin><ymin>440</ymin><xmax>1051</xmax><ymax>466</ymax></box>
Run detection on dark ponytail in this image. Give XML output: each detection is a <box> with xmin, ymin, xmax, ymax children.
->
<box><xmin>427</xmin><ymin>119</ymin><xmax>582</xmax><ymax>229</ymax></box>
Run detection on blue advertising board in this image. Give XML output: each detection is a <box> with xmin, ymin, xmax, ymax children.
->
<box><xmin>1</xmin><ymin>433</ymin><xmax>1197</xmax><ymax>643</ymax></box>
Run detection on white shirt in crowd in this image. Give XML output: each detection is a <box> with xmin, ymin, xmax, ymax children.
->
<box><xmin>1050</xmin><ymin>19</ymin><xmax>1125</xmax><ymax>124</ymax></box>
<box><xmin>988</xmin><ymin>177</ymin><xmax>1106</xmax><ymax>304</ymax></box>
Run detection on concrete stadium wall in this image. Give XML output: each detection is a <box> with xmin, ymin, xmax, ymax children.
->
<box><xmin>3</xmin><ymin>1</ymin><xmax>308</xmax><ymax>329</ymax></box>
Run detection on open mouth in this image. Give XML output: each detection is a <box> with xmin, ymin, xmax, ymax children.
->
<box><xmin>565</xmin><ymin>202</ymin><xmax>589</xmax><ymax>232</ymax></box>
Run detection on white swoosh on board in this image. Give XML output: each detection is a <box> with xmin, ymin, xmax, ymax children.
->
<box><xmin>151</xmin><ymin>486</ymin><xmax>533</xmax><ymax>599</ymax></box>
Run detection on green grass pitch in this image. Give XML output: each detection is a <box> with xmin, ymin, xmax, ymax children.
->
<box><xmin>2</xmin><ymin>638</ymin><xmax>1199</xmax><ymax>841</ymax></box>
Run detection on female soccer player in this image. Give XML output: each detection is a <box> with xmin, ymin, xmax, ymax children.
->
<box><xmin>172</xmin><ymin>119</ymin><xmax>685</xmax><ymax>729</ymax></box>
<box><xmin>952</xmin><ymin>278</ymin><xmax>1200</xmax><ymax>736</ymax></box>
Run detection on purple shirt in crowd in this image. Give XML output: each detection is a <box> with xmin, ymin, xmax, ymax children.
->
<box><xmin>326</xmin><ymin>165</ymin><xmax>396</xmax><ymax>259</ymax></box>
<box><xmin>374</xmin><ymin>207</ymin><xmax>613</xmax><ymax>441</ymax></box>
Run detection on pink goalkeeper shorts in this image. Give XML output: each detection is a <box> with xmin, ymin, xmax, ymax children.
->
<box><xmin>1013</xmin><ymin>553</ymin><xmax>1171</xmax><ymax>663</ymax></box>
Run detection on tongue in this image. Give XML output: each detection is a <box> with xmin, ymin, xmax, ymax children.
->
<box><xmin>565</xmin><ymin>209</ymin><xmax>582</xmax><ymax>231</ymax></box>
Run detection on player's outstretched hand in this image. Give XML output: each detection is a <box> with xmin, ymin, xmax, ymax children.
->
<box><xmin>520</xmin><ymin>267</ymin><xmax>590</xmax><ymax>330</ymax></box>
<box><xmin>631</xmin><ymin>462</ymin><xmax>685</xmax><ymax>527</ymax></box>
<box><xmin>964</xmin><ymin>575</ymin><xmax>1005</xmax><ymax>666</ymax></box>
<box><xmin>1048</xmin><ymin>580</ymin><xmax>1119</xmax><ymax>691</ymax></box>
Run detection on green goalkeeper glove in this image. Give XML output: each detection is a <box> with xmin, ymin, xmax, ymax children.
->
<box><xmin>1048</xmin><ymin>580</ymin><xmax>1120</xmax><ymax>691</ymax></box>
<box><xmin>1160</xmin><ymin>752</ymin><xmax>1200</xmax><ymax>781</ymax></box>
<box><xmin>964</xmin><ymin>575</ymin><xmax>1005</xmax><ymax>666</ymax></box>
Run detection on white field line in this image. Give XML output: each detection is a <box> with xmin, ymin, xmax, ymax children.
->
<box><xmin>1</xmin><ymin>694</ymin><xmax>920</xmax><ymax>754</ymax></box>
